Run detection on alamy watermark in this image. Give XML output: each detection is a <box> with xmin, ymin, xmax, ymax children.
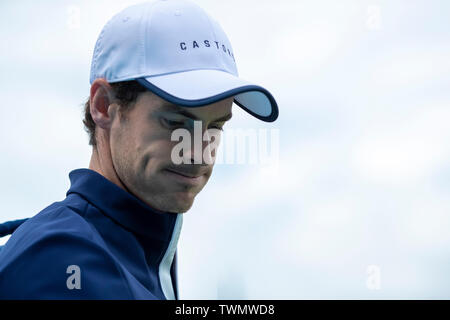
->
<box><xmin>66</xmin><ymin>264</ymin><xmax>81</xmax><ymax>290</ymax></box>
<box><xmin>67</xmin><ymin>5</ymin><xmax>81</xmax><ymax>30</ymax></box>
<box><xmin>170</xmin><ymin>121</ymin><xmax>279</xmax><ymax>166</ymax></box>
<box><xmin>366</xmin><ymin>264</ymin><xmax>381</xmax><ymax>290</ymax></box>
<box><xmin>366</xmin><ymin>5</ymin><xmax>382</xmax><ymax>30</ymax></box>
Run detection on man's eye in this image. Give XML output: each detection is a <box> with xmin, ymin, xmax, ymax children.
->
<box><xmin>209</xmin><ymin>125</ymin><xmax>224</xmax><ymax>132</ymax></box>
<box><xmin>163</xmin><ymin>118</ymin><xmax>185</xmax><ymax>128</ymax></box>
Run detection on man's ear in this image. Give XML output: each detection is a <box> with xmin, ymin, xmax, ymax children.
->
<box><xmin>89</xmin><ymin>79</ymin><xmax>118</xmax><ymax>130</ymax></box>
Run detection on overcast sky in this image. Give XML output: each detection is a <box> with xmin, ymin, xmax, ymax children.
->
<box><xmin>1</xmin><ymin>0</ymin><xmax>450</xmax><ymax>299</ymax></box>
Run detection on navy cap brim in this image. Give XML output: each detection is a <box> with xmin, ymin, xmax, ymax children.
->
<box><xmin>135</xmin><ymin>69</ymin><xmax>278</xmax><ymax>122</ymax></box>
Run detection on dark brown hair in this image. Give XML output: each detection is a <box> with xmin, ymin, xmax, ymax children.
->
<box><xmin>82</xmin><ymin>80</ymin><xmax>148</xmax><ymax>147</ymax></box>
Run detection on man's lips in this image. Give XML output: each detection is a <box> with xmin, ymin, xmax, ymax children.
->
<box><xmin>165</xmin><ymin>168</ymin><xmax>203</xmax><ymax>178</ymax></box>
<box><xmin>163</xmin><ymin>168</ymin><xmax>205</xmax><ymax>186</ymax></box>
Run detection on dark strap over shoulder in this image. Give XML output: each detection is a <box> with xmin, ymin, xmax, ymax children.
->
<box><xmin>0</xmin><ymin>218</ymin><xmax>29</xmax><ymax>238</ymax></box>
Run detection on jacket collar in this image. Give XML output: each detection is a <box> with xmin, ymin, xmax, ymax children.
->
<box><xmin>66</xmin><ymin>168</ymin><xmax>179</xmax><ymax>242</ymax></box>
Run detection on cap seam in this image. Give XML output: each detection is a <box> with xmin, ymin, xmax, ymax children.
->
<box><xmin>141</xmin><ymin>1</ymin><xmax>160</xmax><ymax>75</ymax></box>
<box><xmin>106</xmin><ymin>67</ymin><xmax>234</xmax><ymax>83</ymax></box>
<box><xmin>91</xmin><ymin>17</ymin><xmax>114</xmax><ymax>83</ymax></box>
<box><xmin>204</xmin><ymin>13</ymin><xmax>228</xmax><ymax>72</ymax></box>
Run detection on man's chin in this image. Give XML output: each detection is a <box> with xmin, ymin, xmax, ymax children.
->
<box><xmin>136</xmin><ymin>190</ymin><xmax>194</xmax><ymax>213</ymax></box>
<box><xmin>168</xmin><ymin>200</ymin><xmax>194</xmax><ymax>213</ymax></box>
<box><xmin>159</xmin><ymin>194</ymin><xmax>196</xmax><ymax>213</ymax></box>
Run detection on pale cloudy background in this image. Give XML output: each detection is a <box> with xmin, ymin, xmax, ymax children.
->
<box><xmin>1</xmin><ymin>0</ymin><xmax>450</xmax><ymax>299</ymax></box>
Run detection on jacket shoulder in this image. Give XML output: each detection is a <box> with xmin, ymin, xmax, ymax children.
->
<box><xmin>0</xmin><ymin>203</ymin><xmax>134</xmax><ymax>299</ymax></box>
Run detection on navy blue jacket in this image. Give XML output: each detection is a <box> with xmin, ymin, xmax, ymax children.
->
<box><xmin>0</xmin><ymin>168</ymin><xmax>183</xmax><ymax>299</ymax></box>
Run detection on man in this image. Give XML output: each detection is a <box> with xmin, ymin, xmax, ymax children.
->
<box><xmin>0</xmin><ymin>0</ymin><xmax>278</xmax><ymax>299</ymax></box>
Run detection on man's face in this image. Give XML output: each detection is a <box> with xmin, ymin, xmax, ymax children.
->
<box><xmin>109</xmin><ymin>91</ymin><xmax>233</xmax><ymax>213</ymax></box>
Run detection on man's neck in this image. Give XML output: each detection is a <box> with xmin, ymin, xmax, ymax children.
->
<box><xmin>88</xmin><ymin>146</ymin><xmax>130</xmax><ymax>194</ymax></box>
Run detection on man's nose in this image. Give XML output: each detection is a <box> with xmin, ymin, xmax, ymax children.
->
<box><xmin>182</xmin><ymin>127</ymin><xmax>219</xmax><ymax>165</ymax></box>
<box><xmin>201</xmin><ymin>129</ymin><xmax>218</xmax><ymax>165</ymax></box>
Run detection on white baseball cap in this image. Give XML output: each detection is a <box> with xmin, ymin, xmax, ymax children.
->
<box><xmin>90</xmin><ymin>0</ymin><xmax>279</xmax><ymax>122</ymax></box>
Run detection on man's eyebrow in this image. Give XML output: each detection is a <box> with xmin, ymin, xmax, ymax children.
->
<box><xmin>161</xmin><ymin>103</ymin><xmax>233</xmax><ymax>122</ymax></box>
